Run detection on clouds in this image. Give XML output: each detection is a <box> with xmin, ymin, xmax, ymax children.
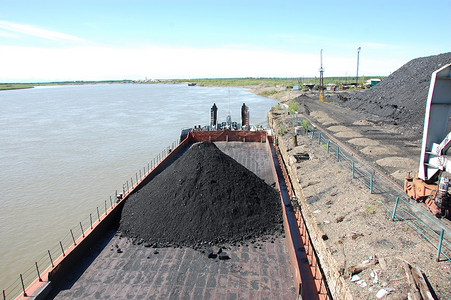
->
<box><xmin>0</xmin><ymin>45</ymin><xmax>307</xmax><ymax>81</ymax></box>
<box><xmin>0</xmin><ymin>20</ymin><xmax>84</xmax><ymax>42</ymax></box>
<box><xmin>0</xmin><ymin>42</ymin><xmax>403</xmax><ymax>82</ymax></box>
<box><xmin>0</xmin><ymin>20</ymin><xmax>411</xmax><ymax>82</ymax></box>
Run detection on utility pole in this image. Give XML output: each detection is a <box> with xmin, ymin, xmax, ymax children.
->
<box><xmin>319</xmin><ymin>49</ymin><xmax>324</xmax><ymax>102</ymax></box>
<box><xmin>356</xmin><ymin>47</ymin><xmax>361</xmax><ymax>87</ymax></box>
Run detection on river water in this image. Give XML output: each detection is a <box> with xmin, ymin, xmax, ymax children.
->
<box><xmin>0</xmin><ymin>84</ymin><xmax>276</xmax><ymax>291</ymax></box>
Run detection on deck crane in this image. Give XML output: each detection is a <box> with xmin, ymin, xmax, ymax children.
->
<box><xmin>404</xmin><ymin>63</ymin><xmax>451</xmax><ymax>217</ymax></box>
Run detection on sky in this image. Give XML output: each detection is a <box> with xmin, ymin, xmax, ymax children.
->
<box><xmin>0</xmin><ymin>0</ymin><xmax>450</xmax><ymax>82</ymax></box>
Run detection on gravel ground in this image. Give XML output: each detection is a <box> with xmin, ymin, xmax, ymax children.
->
<box><xmin>118</xmin><ymin>141</ymin><xmax>283</xmax><ymax>249</ymax></box>
<box><xmin>269</xmin><ymin>110</ymin><xmax>451</xmax><ymax>299</ymax></box>
<box><xmin>291</xmin><ymin>93</ymin><xmax>421</xmax><ymax>186</ymax></box>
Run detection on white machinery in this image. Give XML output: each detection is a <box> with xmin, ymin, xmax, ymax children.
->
<box><xmin>405</xmin><ymin>63</ymin><xmax>451</xmax><ymax>217</ymax></box>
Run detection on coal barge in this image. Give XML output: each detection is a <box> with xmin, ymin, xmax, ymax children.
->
<box><xmin>11</xmin><ymin>104</ymin><xmax>330</xmax><ymax>300</ymax></box>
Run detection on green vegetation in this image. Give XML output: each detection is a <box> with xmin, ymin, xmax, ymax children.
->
<box><xmin>278</xmin><ymin>126</ymin><xmax>288</xmax><ymax>135</ymax></box>
<box><xmin>1</xmin><ymin>76</ymin><xmax>386</xmax><ymax>91</ymax></box>
<box><xmin>288</xmin><ymin>101</ymin><xmax>298</xmax><ymax>113</ymax></box>
<box><xmin>259</xmin><ymin>89</ymin><xmax>278</xmax><ymax>97</ymax></box>
<box><xmin>169</xmin><ymin>77</ymin><xmax>302</xmax><ymax>87</ymax></box>
<box><xmin>0</xmin><ymin>84</ymin><xmax>34</xmax><ymax>91</ymax></box>
<box><xmin>272</xmin><ymin>103</ymin><xmax>283</xmax><ymax>110</ymax></box>
<box><xmin>167</xmin><ymin>76</ymin><xmax>385</xmax><ymax>87</ymax></box>
<box><xmin>0</xmin><ymin>80</ymin><xmax>133</xmax><ymax>91</ymax></box>
<box><xmin>301</xmin><ymin>119</ymin><xmax>311</xmax><ymax>131</ymax></box>
<box><xmin>364</xmin><ymin>204</ymin><xmax>376</xmax><ymax>214</ymax></box>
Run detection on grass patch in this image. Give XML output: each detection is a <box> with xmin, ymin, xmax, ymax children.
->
<box><xmin>0</xmin><ymin>84</ymin><xmax>34</xmax><ymax>91</ymax></box>
<box><xmin>278</xmin><ymin>126</ymin><xmax>288</xmax><ymax>135</ymax></box>
<box><xmin>272</xmin><ymin>103</ymin><xmax>283</xmax><ymax>110</ymax></box>
<box><xmin>301</xmin><ymin>119</ymin><xmax>311</xmax><ymax>130</ymax></box>
<box><xmin>364</xmin><ymin>204</ymin><xmax>375</xmax><ymax>214</ymax></box>
<box><xmin>259</xmin><ymin>89</ymin><xmax>279</xmax><ymax>97</ymax></box>
<box><xmin>166</xmin><ymin>76</ymin><xmax>386</xmax><ymax>87</ymax></box>
<box><xmin>288</xmin><ymin>101</ymin><xmax>298</xmax><ymax>113</ymax></box>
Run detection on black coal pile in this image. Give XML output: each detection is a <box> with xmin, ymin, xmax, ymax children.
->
<box><xmin>336</xmin><ymin>52</ymin><xmax>451</xmax><ymax>129</ymax></box>
<box><xmin>118</xmin><ymin>141</ymin><xmax>282</xmax><ymax>248</ymax></box>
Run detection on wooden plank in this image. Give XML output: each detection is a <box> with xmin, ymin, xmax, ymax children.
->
<box><xmin>412</xmin><ymin>266</ymin><xmax>434</xmax><ymax>300</ymax></box>
<box><xmin>403</xmin><ymin>262</ymin><xmax>421</xmax><ymax>300</ymax></box>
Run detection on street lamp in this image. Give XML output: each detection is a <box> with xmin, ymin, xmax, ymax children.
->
<box><xmin>356</xmin><ymin>47</ymin><xmax>361</xmax><ymax>87</ymax></box>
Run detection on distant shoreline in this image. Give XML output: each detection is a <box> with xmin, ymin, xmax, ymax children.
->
<box><xmin>0</xmin><ymin>84</ymin><xmax>35</xmax><ymax>91</ymax></box>
<box><xmin>0</xmin><ymin>77</ymin><xmax>379</xmax><ymax>97</ymax></box>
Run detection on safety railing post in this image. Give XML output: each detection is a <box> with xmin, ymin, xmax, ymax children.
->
<box><xmin>80</xmin><ymin>222</ymin><xmax>84</xmax><ymax>238</ymax></box>
<box><xmin>20</xmin><ymin>274</ymin><xmax>27</xmax><ymax>297</ymax></box>
<box><xmin>60</xmin><ymin>241</ymin><xmax>65</xmax><ymax>257</ymax></box>
<box><xmin>336</xmin><ymin>146</ymin><xmax>340</xmax><ymax>162</ymax></box>
<box><xmin>104</xmin><ymin>200</ymin><xmax>107</xmax><ymax>215</ymax></box>
<box><xmin>437</xmin><ymin>229</ymin><xmax>445</xmax><ymax>261</ymax></box>
<box><xmin>391</xmin><ymin>197</ymin><xmax>400</xmax><ymax>220</ymax></box>
<box><xmin>70</xmin><ymin>229</ymin><xmax>76</xmax><ymax>246</ymax></box>
<box><xmin>370</xmin><ymin>173</ymin><xmax>373</xmax><ymax>193</ymax></box>
<box><xmin>352</xmin><ymin>162</ymin><xmax>355</xmax><ymax>179</ymax></box>
<box><xmin>318</xmin><ymin>132</ymin><xmax>322</xmax><ymax>144</ymax></box>
<box><xmin>326</xmin><ymin>140</ymin><xmax>330</xmax><ymax>153</ymax></box>
<box><xmin>90</xmin><ymin>213</ymin><xmax>93</xmax><ymax>229</ymax></box>
<box><xmin>96</xmin><ymin>207</ymin><xmax>100</xmax><ymax>220</ymax></box>
<box><xmin>35</xmin><ymin>262</ymin><xmax>42</xmax><ymax>282</ymax></box>
<box><xmin>48</xmin><ymin>250</ymin><xmax>54</xmax><ymax>267</ymax></box>
<box><xmin>318</xmin><ymin>277</ymin><xmax>324</xmax><ymax>296</ymax></box>
<box><xmin>3</xmin><ymin>289</ymin><xmax>6</xmax><ymax>300</ymax></box>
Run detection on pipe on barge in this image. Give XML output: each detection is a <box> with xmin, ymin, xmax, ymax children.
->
<box><xmin>15</xmin><ymin>130</ymin><xmax>330</xmax><ymax>299</ymax></box>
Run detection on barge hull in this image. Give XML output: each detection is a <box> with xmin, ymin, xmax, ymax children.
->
<box><xmin>18</xmin><ymin>130</ymin><xmax>328</xmax><ymax>299</ymax></box>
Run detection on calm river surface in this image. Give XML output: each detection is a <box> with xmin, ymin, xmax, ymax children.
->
<box><xmin>0</xmin><ymin>84</ymin><xmax>276</xmax><ymax>290</ymax></box>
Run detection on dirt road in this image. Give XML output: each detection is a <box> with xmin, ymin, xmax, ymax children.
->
<box><xmin>267</xmin><ymin>101</ymin><xmax>451</xmax><ymax>299</ymax></box>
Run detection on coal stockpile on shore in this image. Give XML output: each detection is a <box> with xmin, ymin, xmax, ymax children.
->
<box><xmin>336</xmin><ymin>52</ymin><xmax>451</xmax><ymax>129</ymax></box>
<box><xmin>118</xmin><ymin>141</ymin><xmax>282</xmax><ymax>248</ymax></box>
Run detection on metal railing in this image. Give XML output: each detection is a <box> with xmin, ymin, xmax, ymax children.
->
<box><xmin>2</xmin><ymin>139</ymin><xmax>180</xmax><ymax>299</ymax></box>
<box><xmin>288</xmin><ymin>112</ymin><xmax>450</xmax><ymax>262</ymax></box>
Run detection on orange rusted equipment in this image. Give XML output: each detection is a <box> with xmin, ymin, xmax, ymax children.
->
<box><xmin>404</xmin><ymin>63</ymin><xmax>451</xmax><ymax>218</ymax></box>
<box><xmin>404</xmin><ymin>172</ymin><xmax>450</xmax><ymax>217</ymax></box>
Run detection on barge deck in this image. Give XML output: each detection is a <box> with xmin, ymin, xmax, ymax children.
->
<box><xmin>16</xmin><ymin>131</ymin><xmax>329</xmax><ymax>299</ymax></box>
<box><xmin>51</xmin><ymin>141</ymin><xmax>296</xmax><ymax>299</ymax></box>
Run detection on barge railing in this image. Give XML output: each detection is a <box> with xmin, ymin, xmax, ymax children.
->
<box><xmin>3</xmin><ymin>139</ymin><xmax>182</xmax><ymax>300</ymax></box>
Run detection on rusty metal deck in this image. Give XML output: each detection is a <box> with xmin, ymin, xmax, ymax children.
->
<box><xmin>52</xmin><ymin>232</ymin><xmax>296</xmax><ymax>299</ymax></box>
